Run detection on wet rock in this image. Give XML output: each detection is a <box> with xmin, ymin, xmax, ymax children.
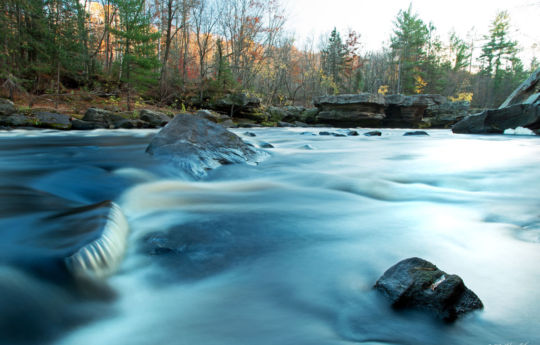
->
<box><xmin>453</xmin><ymin>69</ymin><xmax>540</xmax><ymax>135</ymax></box>
<box><xmin>319</xmin><ymin>131</ymin><xmax>331</xmax><ymax>136</ymax></box>
<box><xmin>71</xmin><ymin>119</ymin><xmax>99</xmax><ymax>130</ymax></box>
<box><xmin>314</xmin><ymin>93</ymin><xmax>386</xmax><ymax>127</ymax></box>
<box><xmin>260</xmin><ymin>142</ymin><xmax>274</xmax><ymax>148</ymax></box>
<box><xmin>244</xmin><ymin>131</ymin><xmax>257</xmax><ymax>137</ymax></box>
<box><xmin>146</xmin><ymin>113</ymin><xmax>265</xmax><ymax>178</ymax></box>
<box><xmin>364</xmin><ymin>130</ymin><xmax>382</xmax><ymax>136</ymax></box>
<box><xmin>293</xmin><ymin>121</ymin><xmax>309</xmax><ymax>127</ymax></box>
<box><xmin>404</xmin><ymin>131</ymin><xmax>429</xmax><ymax>136</ymax></box>
<box><xmin>221</xmin><ymin>119</ymin><xmax>236</xmax><ymax>128</ymax></box>
<box><xmin>82</xmin><ymin>108</ymin><xmax>126</xmax><ymax>128</ymax></box>
<box><xmin>374</xmin><ymin>257</ymin><xmax>483</xmax><ymax>321</ymax></box>
<box><xmin>347</xmin><ymin>130</ymin><xmax>359</xmax><ymax>136</ymax></box>
<box><xmin>0</xmin><ymin>113</ymin><xmax>33</xmax><ymax>126</ymax></box>
<box><xmin>139</xmin><ymin>109</ymin><xmax>171</xmax><ymax>127</ymax></box>
<box><xmin>196</xmin><ymin>109</ymin><xmax>230</xmax><ymax>123</ymax></box>
<box><xmin>34</xmin><ymin>112</ymin><xmax>72</xmax><ymax>130</ymax></box>
<box><xmin>277</xmin><ymin>121</ymin><xmax>293</xmax><ymax>127</ymax></box>
<box><xmin>453</xmin><ymin>104</ymin><xmax>540</xmax><ymax>135</ymax></box>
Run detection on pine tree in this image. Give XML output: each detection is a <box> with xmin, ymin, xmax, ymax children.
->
<box><xmin>321</xmin><ymin>28</ymin><xmax>348</xmax><ymax>94</ymax></box>
<box><xmin>390</xmin><ymin>5</ymin><xmax>429</xmax><ymax>94</ymax></box>
<box><xmin>111</xmin><ymin>0</ymin><xmax>160</xmax><ymax>110</ymax></box>
<box><xmin>478</xmin><ymin>11</ymin><xmax>519</xmax><ymax>106</ymax></box>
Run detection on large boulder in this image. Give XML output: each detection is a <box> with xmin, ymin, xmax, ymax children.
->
<box><xmin>453</xmin><ymin>104</ymin><xmax>540</xmax><ymax>134</ymax></box>
<box><xmin>453</xmin><ymin>69</ymin><xmax>540</xmax><ymax>135</ymax></box>
<box><xmin>34</xmin><ymin>112</ymin><xmax>72</xmax><ymax>130</ymax></box>
<box><xmin>0</xmin><ymin>113</ymin><xmax>34</xmax><ymax>127</ymax></box>
<box><xmin>0</xmin><ymin>99</ymin><xmax>16</xmax><ymax>116</ymax></box>
<box><xmin>314</xmin><ymin>93</ymin><xmax>386</xmax><ymax>127</ymax></box>
<box><xmin>82</xmin><ymin>108</ymin><xmax>127</xmax><ymax>129</ymax></box>
<box><xmin>499</xmin><ymin>68</ymin><xmax>540</xmax><ymax>108</ymax></box>
<box><xmin>375</xmin><ymin>257</ymin><xmax>483</xmax><ymax>322</ymax></box>
<box><xmin>146</xmin><ymin>113</ymin><xmax>265</xmax><ymax>178</ymax></box>
<box><xmin>139</xmin><ymin>109</ymin><xmax>171</xmax><ymax>127</ymax></box>
<box><xmin>211</xmin><ymin>93</ymin><xmax>267</xmax><ymax>122</ymax></box>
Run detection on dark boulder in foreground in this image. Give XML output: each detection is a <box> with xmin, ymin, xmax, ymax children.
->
<box><xmin>146</xmin><ymin>114</ymin><xmax>265</xmax><ymax>178</ymax></box>
<box><xmin>374</xmin><ymin>257</ymin><xmax>483</xmax><ymax>322</ymax></box>
<box><xmin>453</xmin><ymin>68</ymin><xmax>540</xmax><ymax>135</ymax></box>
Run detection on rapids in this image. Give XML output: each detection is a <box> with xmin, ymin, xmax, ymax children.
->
<box><xmin>0</xmin><ymin>127</ymin><xmax>539</xmax><ymax>345</ymax></box>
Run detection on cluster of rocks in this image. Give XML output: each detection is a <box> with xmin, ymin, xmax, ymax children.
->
<box><xmin>453</xmin><ymin>68</ymin><xmax>540</xmax><ymax>135</ymax></box>
<box><xmin>0</xmin><ymin>102</ymin><xmax>174</xmax><ymax>130</ymax></box>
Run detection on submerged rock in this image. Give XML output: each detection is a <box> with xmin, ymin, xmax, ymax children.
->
<box><xmin>146</xmin><ymin>114</ymin><xmax>265</xmax><ymax>178</ymax></box>
<box><xmin>364</xmin><ymin>130</ymin><xmax>382</xmax><ymax>137</ymax></box>
<box><xmin>374</xmin><ymin>257</ymin><xmax>483</xmax><ymax>321</ymax></box>
<box><xmin>403</xmin><ymin>131</ymin><xmax>429</xmax><ymax>136</ymax></box>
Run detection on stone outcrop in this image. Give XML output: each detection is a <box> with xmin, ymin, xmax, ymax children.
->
<box><xmin>312</xmin><ymin>93</ymin><xmax>468</xmax><ymax>128</ymax></box>
<box><xmin>314</xmin><ymin>93</ymin><xmax>386</xmax><ymax>127</ymax></box>
<box><xmin>384</xmin><ymin>94</ymin><xmax>448</xmax><ymax>127</ymax></box>
<box><xmin>211</xmin><ymin>93</ymin><xmax>268</xmax><ymax>122</ymax></box>
<box><xmin>375</xmin><ymin>257</ymin><xmax>483</xmax><ymax>322</ymax></box>
<box><xmin>35</xmin><ymin>112</ymin><xmax>72</xmax><ymax>130</ymax></box>
<box><xmin>499</xmin><ymin>68</ymin><xmax>540</xmax><ymax>108</ymax></box>
<box><xmin>139</xmin><ymin>109</ymin><xmax>171</xmax><ymax>127</ymax></box>
<box><xmin>423</xmin><ymin>101</ymin><xmax>470</xmax><ymax>128</ymax></box>
<box><xmin>146</xmin><ymin>113</ymin><xmax>266</xmax><ymax>178</ymax></box>
<box><xmin>453</xmin><ymin>68</ymin><xmax>540</xmax><ymax>135</ymax></box>
<box><xmin>82</xmin><ymin>108</ymin><xmax>127</xmax><ymax>128</ymax></box>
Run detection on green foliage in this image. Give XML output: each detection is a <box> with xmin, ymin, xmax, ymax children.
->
<box><xmin>390</xmin><ymin>5</ymin><xmax>430</xmax><ymax>94</ymax></box>
<box><xmin>210</xmin><ymin>39</ymin><xmax>238</xmax><ymax>92</ymax></box>
<box><xmin>110</xmin><ymin>0</ymin><xmax>160</xmax><ymax>109</ymax></box>
<box><xmin>321</xmin><ymin>28</ymin><xmax>348</xmax><ymax>93</ymax></box>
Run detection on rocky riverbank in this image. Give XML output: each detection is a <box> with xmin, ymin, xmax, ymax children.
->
<box><xmin>0</xmin><ymin>92</ymin><xmax>471</xmax><ymax>131</ymax></box>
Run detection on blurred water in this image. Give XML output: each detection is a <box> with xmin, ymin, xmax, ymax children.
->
<box><xmin>1</xmin><ymin>128</ymin><xmax>539</xmax><ymax>345</ymax></box>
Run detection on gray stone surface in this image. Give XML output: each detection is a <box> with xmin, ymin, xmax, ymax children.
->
<box><xmin>146</xmin><ymin>114</ymin><xmax>266</xmax><ymax>178</ymax></box>
<box><xmin>139</xmin><ymin>109</ymin><xmax>171</xmax><ymax>127</ymax></box>
<box><xmin>375</xmin><ymin>257</ymin><xmax>483</xmax><ymax>321</ymax></box>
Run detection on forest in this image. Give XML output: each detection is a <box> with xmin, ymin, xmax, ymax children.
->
<box><xmin>0</xmin><ymin>0</ymin><xmax>537</xmax><ymax>111</ymax></box>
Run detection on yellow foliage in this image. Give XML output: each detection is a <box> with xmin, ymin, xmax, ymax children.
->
<box><xmin>377</xmin><ymin>85</ymin><xmax>389</xmax><ymax>95</ymax></box>
<box><xmin>414</xmin><ymin>75</ymin><xmax>427</xmax><ymax>94</ymax></box>
<box><xmin>449</xmin><ymin>92</ymin><xmax>473</xmax><ymax>102</ymax></box>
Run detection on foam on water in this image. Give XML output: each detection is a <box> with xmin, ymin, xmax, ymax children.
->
<box><xmin>65</xmin><ymin>203</ymin><xmax>129</xmax><ymax>278</ymax></box>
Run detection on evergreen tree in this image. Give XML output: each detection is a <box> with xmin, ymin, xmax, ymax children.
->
<box><xmin>478</xmin><ymin>11</ymin><xmax>520</xmax><ymax>107</ymax></box>
<box><xmin>390</xmin><ymin>5</ymin><xmax>429</xmax><ymax>94</ymax></box>
<box><xmin>321</xmin><ymin>28</ymin><xmax>348</xmax><ymax>94</ymax></box>
<box><xmin>111</xmin><ymin>0</ymin><xmax>160</xmax><ymax>110</ymax></box>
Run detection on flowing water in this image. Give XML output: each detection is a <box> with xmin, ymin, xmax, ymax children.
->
<box><xmin>0</xmin><ymin>127</ymin><xmax>539</xmax><ymax>345</ymax></box>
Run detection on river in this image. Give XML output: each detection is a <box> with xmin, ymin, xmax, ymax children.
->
<box><xmin>0</xmin><ymin>127</ymin><xmax>539</xmax><ymax>345</ymax></box>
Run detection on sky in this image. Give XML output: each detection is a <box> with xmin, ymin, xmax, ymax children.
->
<box><xmin>283</xmin><ymin>0</ymin><xmax>540</xmax><ymax>65</ymax></box>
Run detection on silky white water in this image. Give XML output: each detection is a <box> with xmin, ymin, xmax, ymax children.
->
<box><xmin>0</xmin><ymin>128</ymin><xmax>538</xmax><ymax>345</ymax></box>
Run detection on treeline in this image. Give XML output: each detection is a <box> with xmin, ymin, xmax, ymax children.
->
<box><xmin>0</xmin><ymin>0</ymin><xmax>537</xmax><ymax>110</ymax></box>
